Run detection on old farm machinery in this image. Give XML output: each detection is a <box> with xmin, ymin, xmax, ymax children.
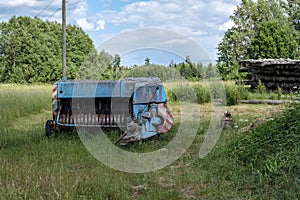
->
<box><xmin>45</xmin><ymin>0</ymin><xmax>172</xmax><ymax>144</ymax></box>
<box><xmin>45</xmin><ymin>77</ymin><xmax>173</xmax><ymax>144</ymax></box>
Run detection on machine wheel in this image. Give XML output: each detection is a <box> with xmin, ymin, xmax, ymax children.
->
<box><xmin>45</xmin><ymin>120</ymin><xmax>55</xmax><ymax>137</ymax></box>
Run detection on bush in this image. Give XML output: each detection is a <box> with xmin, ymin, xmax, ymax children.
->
<box><xmin>256</xmin><ymin>80</ymin><xmax>267</xmax><ymax>94</ymax></box>
<box><xmin>207</xmin><ymin>80</ymin><xmax>226</xmax><ymax>100</ymax></box>
<box><xmin>191</xmin><ymin>83</ymin><xmax>211</xmax><ymax>104</ymax></box>
<box><xmin>172</xmin><ymin>83</ymin><xmax>196</xmax><ymax>102</ymax></box>
<box><xmin>164</xmin><ymin>82</ymin><xmax>196</xmax><ymax>102</ymax></box>
<box><xmin>166</xmin><ymin>81</ymin><xmax>249</xmax><ymax>105</ymax></box>
<box><xmin>225</xmin><ymin>84</ymin><xmax>248</xmax><ymax>106</ymax></box>
<box><xmin>194</xmin><ymin>81</ymin><xmax>249</xmax><ymax>105</ymax></box>
<box><xmin>165</xmin><ymin>82</ymin><xmax>211</xmax><ymax>104</ymax></box>
<box><xmin>165</xmin><ymin>87</ymin><xmax>177</xmax><ymax>102</ymax></box>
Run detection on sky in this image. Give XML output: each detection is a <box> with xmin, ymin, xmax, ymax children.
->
<box><xmin>0</xmin><ymin>0</ymin><xmax>241</xmax><ymax>66</ymax></box>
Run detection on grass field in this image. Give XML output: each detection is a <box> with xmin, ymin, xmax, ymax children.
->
<box><xmin>0</xmin><ymin>84</ymin><xmax>299</xmax><ymax>199</ymax></box>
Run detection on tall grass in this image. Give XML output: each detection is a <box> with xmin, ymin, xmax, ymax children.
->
<box><xmin>1</xmin><ymin>84</ymin><xmax>298</xmax><ymax>199</ymax></box>
<box><xmin>165</xmin><ymin>81</ymin><xmax>248</xmax><ymax>105</ymax></box>
<box><xmin>0</xmin><ymin>84</ymin><xmax>51</xmax><ymax>128</ymax></box>
<box><xmin>227</xmin><ymin>104</ymin><xmax>300</xmax><ymax>198</ymax></box>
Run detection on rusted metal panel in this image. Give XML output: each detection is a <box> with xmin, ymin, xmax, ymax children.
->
<box><xmin>133</xmin><ymin>85</ymin><xmax>166</xmax><ymax>104</ymax></box>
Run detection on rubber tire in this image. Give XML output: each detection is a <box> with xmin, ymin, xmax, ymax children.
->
<box><xmin>45</xmin><ymin>120</ymin><xmax>54</xmax><ymax>137</ymax></box>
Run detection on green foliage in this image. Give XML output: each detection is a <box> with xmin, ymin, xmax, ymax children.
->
<box><xmin>204</xmin><ymin>63</ymin><xmax>218</xmax><ymax>79</ymax></box>
<box><xmin>276</xmin><ymin>86</ymin><xmax>283</xmax><ymax>99</ymax></box>
<box><xmin>247</xmin><ymin>88</ymin><xmax>300</xmax><ymax>100</ymax></box>
<box><xmin>217</xmin><ymin>29</ymin><xmax>250</xmax><ymax>80</ymax></box>
<box><xmin>284</xmin><ymin>0</ymin><xmax>300</xmax><ymax>33</ymax></box>
<box><xmin>229</xmin><ymin>104</ymin><xmax>300</xmax><ymax>197</ymax></box>
<box><xmin>217</xmin><ymin>0</ymin><xmax>300</xmax><ymax>80</ymax></box>
<box><xmin>112</xmin><ymin>54</ymin><xmax>122</xmax><ymax>79</ymax></box>
<box><xmin>125</xmin><ymin>64</ymin><xmax>182</xmax><ymax>81</ymax></box>
<box><xmin>207</xmin><ymin>80</ymin><xmax>226</xmax><ymax>100</ymax></box>
<box><xmin>165</xmin><ymin>82</ymin><xmax>212</xmax><ymax>104</ymax></box>
<box><xmin>124</xmin><ymin>61</ymin><xmax>220</xmax><ymax>82</ymax></box>
<box><xmin>191</xmin><ymin>83</ymin><xmax>211</xmax><ymax>104</ymax></box>
<box><xmin>256</xmin><ymin>80</ymin><xmax>267</xmax><ymax>94</ymax></box>
<box><xmin>165</xmin><ymin>82</ymin><xmax>196</xmax><ymax>102</ymax></box>
<box><xmin>77</xmin><ymin>50</ymin><xmax>114</xmax><ymax>80</ymax></box>
<box><xmin>250</xmin><ymin>20</ymin><xmax>299</xmax><ymax>59</ymax></box>
<box><xmin>166</xmin><ymin>81</ymin><xmax>249</xmax><ymax>105</ymax></box>
<box><xmin>1</xmin><ymin>85</ymin><xmax>298</xmax><ymax>199</ymax></box>
<box><xmin>144</xmin><ymin>57</ymin><xmax>150</xmax><ymax>65</ymax></box>
<box><xmin>224</xmin><ymin>83</ymin><xmax>248</xmax><ymax>106</ymax></box>
<box><xmin>173</xmin><ymin>61</ymin><xmax>217</xmax><ymax>81</ymax></box>
<box><xmin>0</xmin><ymin>16</ymin><xmax>95</xmax><ymax>83</ymax></box>
<box><xmin>0</xmin><ymin>16</ymin><xmax>219</xmax><ymax>83</ymax></box>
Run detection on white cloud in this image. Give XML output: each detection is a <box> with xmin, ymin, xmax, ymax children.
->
<box><xmin>0</xmin><ymin>0</ymin><xmax>240</xmax><ymax>61</ymax></box>
<box><xmin>0</xmin><ymin>0</ymin><xmax>60</xmax><ymax>21</ymax></box>
<box><xmin>219</xmin><ymin>20</ymin><xmax>234</xmax><ymax>31</ymax></box>
<box><xmin>0</xmin><ymin>0</ymin><xmax>38</xmax><ymax>7</ymax></box>
<box><xmin>96</xmin><ymin>18</ymin><xmax>106</xmax><ymax>30</ymax></box>
<box><xmin>102</xmin><ymin>0</ymin><xmax>236</xmax><ymax>35</ymax></box>
<box><xmin>100</xmin><ymin>0</ymin><xmax>239</xmax><ymax>60</ymax></box>
<box><xmin>73</xmin><ymin>0</ymin><xmax>87</xmax><ymax>17</ymax></box>
<box><xmin>76</xmin><ymin>16</ymin><xmax>106</xmax><ymax>31</ymax></box>
<box><xmin>72</xmin><ymin>0</ymin><xmax>106</xmax><ymax>31</ymax></box>
<box><xmin>77</xmin><ymin>18</ymin><xmax>95</xmax><ymax>31</ymax></box>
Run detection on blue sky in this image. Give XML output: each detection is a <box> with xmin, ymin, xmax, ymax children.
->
<box><xmin>0</xmin><ymin>0</ymin><xmax>241</xmax><ymax>66</ymax></box>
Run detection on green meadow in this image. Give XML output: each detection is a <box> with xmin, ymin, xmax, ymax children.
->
<box><xmin>0</xmin><ymin>84</ymin><xmax>299</xmax><ymax>199</ymax></box>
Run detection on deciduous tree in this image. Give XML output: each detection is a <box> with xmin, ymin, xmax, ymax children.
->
<box><xmin>217</xmin><ymin>0</ymin><xmax>299</xmax><ymax>80</ymax></box>
<box><xmin>0</xmin><ymin>16</ymin><xmax>95</xmax><ymax>83</ymax></box>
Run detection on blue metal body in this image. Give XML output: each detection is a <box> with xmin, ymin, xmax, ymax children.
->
<box><xmin>50</xmin><ymin>77</ymin><xmax>170</xmax><ymax>141</ymax></box>
<box><xmin>47</xmin><ymin>77</ymin><xmax>173</xmax><ymax>143</ymax></box>
<box><xmin>57</xmin><ymin>80</ymin><xmax>136</xmax><ymax>98</ymax></box>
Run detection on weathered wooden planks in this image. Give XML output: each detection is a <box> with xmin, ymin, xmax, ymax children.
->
<box><xmin>239</xmin><ymin>59</ymin><xmax>300</xmax><ymax>91</ymax></box>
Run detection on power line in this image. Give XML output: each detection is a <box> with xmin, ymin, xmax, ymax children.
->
<box><xmin>67</xmin><ymin>1</ymin><xmax>81</xmax><ymax>8</ymax></box>
<box><xmin>47</xmin><ymin>1</ymin><xmax>81</xmax><ymax>20</ymax></box>
<box><xmin>48</xmin><ymin>8</ymin><xmax>62</xmax><ymax>20</ymax></box>
<box><xmin>35</xmin><ymin>0</ymin><xmax>56</xmax><ymax>18</ymax></box>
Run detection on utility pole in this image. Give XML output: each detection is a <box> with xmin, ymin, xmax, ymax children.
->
<box><xmin>62</xmin><ymin>0</ymin><xmax>67</xmax><ymax>80</ymax></box>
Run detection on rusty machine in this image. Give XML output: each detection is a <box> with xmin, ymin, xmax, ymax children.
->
<box><xmin>45</xmin><ymin>77</ymin><xmax>173</xmax><ymax>144</ymax></box>
<box><xmin>45</xmin><ymin>1</ymin><xmax>172</xmax><ymax>144</ymax></box>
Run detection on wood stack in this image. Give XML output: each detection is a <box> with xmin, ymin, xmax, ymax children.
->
<box><xmin>239</xmin><ymin>59</ymin><xmax>300</xmax><ymax>91</ymax></box>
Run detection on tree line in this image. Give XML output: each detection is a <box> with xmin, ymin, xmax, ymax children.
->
<box><xmin>0</xmin><ymin>16</ymin><xmax>218</xmax><ymax>83</ymax></box>
<box><xmin>1</xmin><ymin>0</ymin><xmax>299</xmax><ymax>84</ymax></box>
<box><xmin>78</xmin><ymin>53</ymin><xmax>219</xmax><ymax>82</ymax></box>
